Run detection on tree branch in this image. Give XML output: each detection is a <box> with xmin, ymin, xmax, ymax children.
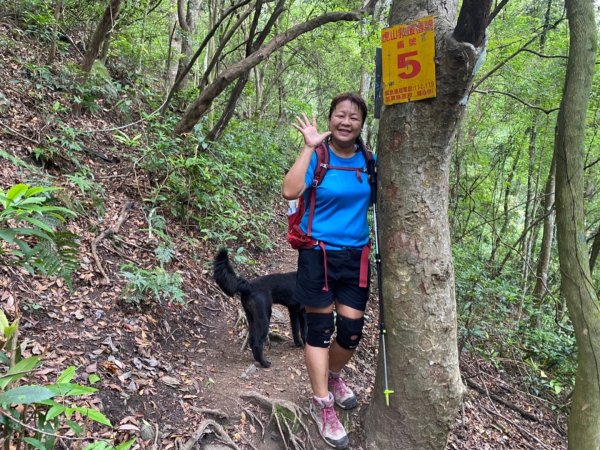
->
<box><xmin>521</xmin><ymin>48</ymin><xmax>568</xmax><ymax>60</ymax></box>
<box><xmin>472</xmin><ymin>89</ymin><xmax>560</xmax><ymax>114</ymax></box>
<box><xmin>487</xmin><ymin>0</ymin><xmax>509</xmax><ymax>26</ymax></box>
<box><xmin>174</xmin><ymin>8</ymin><xmax>371</xmax><ymax>135</ymax></box>
<box><xmin>472</xmin><ymin>18</ymin><xmax>565</xmax><ymax>90</ymax></box>
<box><xmin>453</xmin><ymin>0</ymin><xmax>493</xmax><ymax>47</ymax></box>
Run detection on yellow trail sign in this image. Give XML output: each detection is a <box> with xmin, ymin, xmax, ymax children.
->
<box><xmin>381</xmin><ymin>16</ymin><xmax>436</xmax><ymax>105</ymax></box>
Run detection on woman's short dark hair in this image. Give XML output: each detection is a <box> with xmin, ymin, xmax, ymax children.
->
<box><xmin>328</xmin><ymin>92</ymin><xmax>368</xmax><ymax>126</ymax></box>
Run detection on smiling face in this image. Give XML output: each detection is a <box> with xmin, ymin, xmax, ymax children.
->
<box><xmin>328</xmin><ymin>99</ymin><xmax>364</xmax><ymax>150</ymax></box>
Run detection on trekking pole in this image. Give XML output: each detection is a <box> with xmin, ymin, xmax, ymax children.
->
<box><xmin>368</xmin><ymin>157</ymin><xmax>394</xmax><ymax>407</ymax></box>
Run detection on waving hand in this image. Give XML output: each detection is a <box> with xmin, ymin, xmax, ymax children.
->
<box><xmin>292</xmin><ymin>114</ymin><xmax>331</xmax><ymax>148</ymax></box>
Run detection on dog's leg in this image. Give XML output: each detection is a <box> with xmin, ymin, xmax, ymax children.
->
<box><xmin>299</xmin><ymin>308</ymin><xmax>307</xmax><ymax>345</ymax></box>
<box><xmin>246</xmin><ymin>295</ymin><xmax>271</xmax><ymax>368</ymax></box>
<box><xmin>250</xmin><ymin>318</ymin><xmax>270</xmax><ymax>368</ymax></box>
<box><xmin>288</xmin><ymin>306</ymin><xmax>304</xmax><ymax>347</ymax></box>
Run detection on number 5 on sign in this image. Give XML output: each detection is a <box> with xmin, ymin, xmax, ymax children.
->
<box><xmin>381</xmin><ymin>16</ymin><xmax>436</xmax><ymax>105</ymax></box>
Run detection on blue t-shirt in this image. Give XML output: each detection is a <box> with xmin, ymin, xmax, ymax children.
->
<box><xmin>301</xmin><ymin>146</ymin><xmax>373</xmax><ymax>248</ymax></box>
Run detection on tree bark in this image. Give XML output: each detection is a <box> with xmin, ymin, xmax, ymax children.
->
<box><xmin>554</xmin><ymin>0</ymin><xmax>600</xmax><ymax>448</ymax></box>
<box><xmin>80</xmin><ymin>0</ymin><xmax>122</xmax><ymax>74</ymax></box>
<box><xmin>173</xmin><ymin>7</ymin><xmax>373</xmax><ymax>135</ymax></box>
<box><xmin>365</xmin><ymin>1</ymin><xmax>491</xmax><ymax>448</ymax></box>
<box><xmin>532</xmin><ymin>152</ymin><xmax>556</xmax><ymax>303</ymax></box>
<box><xmin>589</xmin><ymin>225</ymin><xmax>600</xmax><ymax>273</ymax></box>
<box><xmin>174</xmin><ymin>0</ymin><xmax>200</xmax><ymax>91</ymax></box>
<box><xmin>47</xmin><ymin>0</ymin><xmax>63</xmax><ymax>65</ymax></box>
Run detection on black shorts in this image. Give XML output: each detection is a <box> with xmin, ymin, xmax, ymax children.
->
<box><xmin>294</xmin><ymin>248</ymin><xmax>370</xmax><ymax>311</ymax></box>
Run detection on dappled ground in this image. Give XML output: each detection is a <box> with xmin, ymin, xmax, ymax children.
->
<box><xmin>0</xmin><ymin>21</ymin><xmax>568</xmax><ymax>449</ymax></box>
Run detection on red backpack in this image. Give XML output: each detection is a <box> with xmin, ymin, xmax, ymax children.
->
<box><xmin>287</xmin><ymin>141</ymin><xmax>376</xmax><ymax>250</ymax></box>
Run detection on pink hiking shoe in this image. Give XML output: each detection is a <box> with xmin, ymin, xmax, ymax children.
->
<box><xmin>309</xmin><ymin>393</ymin><xmax>349</xmax><ymax>449</ymax></box>
<box><xmin>328</xmin><ymin>374</ymin><xmax>358</xmax><ymax>410</ymax></box>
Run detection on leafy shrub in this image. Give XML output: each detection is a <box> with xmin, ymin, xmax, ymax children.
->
<box><xmin>0</xmin><ymin>311</ymin><xmax>135</xmax><ymax>450</ymax></box>
<box><xmin>0</xmin><ymin>183</ymin><xmax>79</xmax><ymax>282</ymax></box>
<box><xmin>138</xmin><ymin>118</ymin><xmax>294</xmax><ymax>250</ymax></box>
<box><xmin>65</xmin><ymin>169</ymin><xmax>106</xmax><ymax>217</ymax></box>
<box><xmin>120</xmin><ymin>263</ymin><xmax>185</xmax><ymax>307</ymax></box>
<box><xmin>454</xmin><ymin>240</ymin><xmax>576</xmax><ymax>398</ymax></box>
<box><xmin>72</xmin><ymin>61</ymin><xmax>124</xmax><ymax>113</ymax></box>
<box><xmin>21</xmin><ymin>1</ymin><xmax>55</xmax><ymax>42</ymax></box>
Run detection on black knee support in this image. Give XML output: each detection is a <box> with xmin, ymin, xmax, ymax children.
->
<box><xmin>335</xmin><ymin>315</ymin><xmax>365</xmax><ymax>350</ymax></box>
<box><xmin>305</xmin><ymin>312</ymin><xmax>334</xmax><ymax>348</ymax></box>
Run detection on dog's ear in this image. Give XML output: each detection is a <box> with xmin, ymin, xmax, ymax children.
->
<box><xmin>216</xmin><ymin>248</ymin><xmax>229</xmax><ymax>259</ymax></box>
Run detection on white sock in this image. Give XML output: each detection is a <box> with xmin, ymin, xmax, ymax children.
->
<box><xmin>314</xmin><ymin>393</ymin><xmax>332</xmax><ymax>403</ymax></box>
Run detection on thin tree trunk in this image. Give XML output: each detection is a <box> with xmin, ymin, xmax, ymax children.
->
<box><xmin>80</xmin><ymin>0</ymin><xmax>122</xmax><ymax>74</ymax></box>
<box><xmin>522</xmin><ymin>125</ymin><xmax>537</xmax><ymax>280</ymax></box>
<box><xmin>164</xmin><ymin>19</ymin><xmax>179</xmax><ymax>91</ymax></box>
<box><xmin>532</xmin><ymin>152</ymin><xmax>556</xmax><ymax>302</ymax></box>
<box><xmin>554</xmin><ymin>0</ymin><xmax>600</xmax><ymax>448</ymax></box>
<box><xmin>174</xmin><ymin>0</ymin><xmax>200</xmax><ymax>91</ymax></box>
<box><xmin>47</xmin><ymin>0</ymin><xmax>63</xmax><ymax>65</ymax></box>
<box><xmin>365</xmin><ymin>0</ymin><xmax>492</xmax><ymax>448</ymax></box>
<box><xmin>589</xmin><ymin>225</ymin><xmax>600</xmax><ymax>272</ymax></box>
<box><xmin>160</xmin><ymin>0</ymin><xmax>253</xmax><ymax>115</ymax></box>
<box><xmin>489</xmin><ymin>146</ymin><xmax>521</xmax><ymax>270</ymax></box>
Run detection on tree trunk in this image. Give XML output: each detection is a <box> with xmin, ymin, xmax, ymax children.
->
<box><xmin>80</xmin><ymin>0</ymin><xmax>122</xmax><ymax>74</ymax></box>
<box><xmin>165</xmin><ymin>15</ymin><xmax>180</xmax><ymax>91</ymax></box>
<box><xmin>174</xmin><ymin>0</ymin><xmax>200</xmax><ymax>91</ymax></box>
<box><xmin>589</xmin><ymin>225</ymin><xmax>600</xmax><ymax>273</ymax></box>
<box><xmin>47</xmin><ymin>0</ymin><xmax>63</xmax><ymax>65</ymax></box>
<box><xmin>522</xmin><ymin>125</ymin><xmax>539</xmax><ymax>282</ymax></box>
<box><xmin>173</xmin><ymin>7</ymin><xmax>374</xmax><ymax>135</ymax></box>
<box><xmin>208</xmin><ymin>0</ymin><xmax>285</xmax><ymax>141</ymax></box>
<box><xmin>160</xmin><ymin>0</ymin><xmax>253</xmax><ymax>115</ymax></box>
<box><xmin>532</xmin><ymin>152</ymin><xmax>556</xmax><ymax>303</ymax></box>
<box><xmin>365</xmin><ymin>1</ymin><xmax>492</xmax><ymax>448</ymax></box>
<box><xmin>554</xmin><ymin>0</ymin><xmax>600</xmax><ymax>448</ymax></box>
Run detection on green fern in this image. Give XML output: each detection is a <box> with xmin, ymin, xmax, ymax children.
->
<box><xmin>120</xmin><ymin>264</ymin><xmax>185</xmax><ymax>307</ymax></box>
<box><xmin>0</xmin><ymin>183</ymin><xmax>79</xmax><ymax>281</ymax></box>
<box><xmin>154</xmin><ymin>244</ymin><xmax>175</xmax><ymax>266</ymax></box>
<box><xmin>27</xmin><ymin>231</ymin><xmax>80</xmax><ymax>285</ymax></box>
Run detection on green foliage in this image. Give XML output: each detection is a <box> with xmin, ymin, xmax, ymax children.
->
<box><xmin>0</xmin><ymin>149</ymin><xmax>44</xmax><ymax>175</ymax></box>
<box><xmin>0</xmin><ymin>311</ymin><xmax>135</xmax><ymax>450</ymax></box>
<box><xmin>0</xmin><ymin>183</ymin><xmax>79</xmax><ymax>281</ymax></box>
<box><xmin>73</xmin><ymin>61</ymin><xmax>125</xmax><ymax>113</ymax></box>
<box><xmin>454</xmin><ymin>241</ymin><xmax>576</xmax><ymax>398</ymax></box>
<box><xmin>120</xmin><ymin>263</ymin><xmax>185</xmax><ymax>307</ymax></box>
<box><xmin>65</xmin><ymin>170</ymin><xmax>106</xmax><ymax>217</ymax></box>
<box><xmin>138</xmin><ymin>118</ymin><xmax>292</xmax><ymax>250</ymax></box>
<box><xmin>20</xmin><ymin>0</ymin><xmax>56</xmax><ymax>42</ymax></box>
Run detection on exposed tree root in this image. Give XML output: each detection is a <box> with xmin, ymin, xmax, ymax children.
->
<box><xmin>180</xmin><ymin>418</ymin><xmax>240</xmax><ymax>450</ymax></box>
<box><xmin>241</xmin><ymin>391</ymin><xmax>315</xmax><ymax>450</ymax></box>
<box><xmin>91</xmin><ymin>200</ymin><xmax>133</xmax><ymax>284</ymax></box>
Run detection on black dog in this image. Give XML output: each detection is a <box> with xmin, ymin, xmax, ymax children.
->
<box><xmin>212</xmin><ymin>249</ymin><xmax>305</xmax><ymax>368</ymax></box>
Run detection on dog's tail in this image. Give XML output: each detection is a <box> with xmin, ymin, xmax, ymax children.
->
<box><xmin>213</xmin><ymin>249</ymin><xmax>252</xmax><ymax>297</ymax></box>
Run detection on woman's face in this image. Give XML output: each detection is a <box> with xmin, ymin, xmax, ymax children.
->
<box><xmin>328</xmin><ymin>99</ymin><xmax>363</xmax><ymax>147</ymax></box>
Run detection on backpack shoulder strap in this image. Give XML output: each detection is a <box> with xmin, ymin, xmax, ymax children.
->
<box><xmin>359</xmin><ymin>143</ymin><xmax>377</xmax><ymax>206</ymax></box>
<box><xmin>305</xmin><ymin>142</ymin><xmax>329</xmax><ymax>238</ymax></box>
<box><xmin>312</xmin><ymin>142</ymin><xmax>329</xmax><ymax>187</ymax></box>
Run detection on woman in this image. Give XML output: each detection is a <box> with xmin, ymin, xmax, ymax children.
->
<box><xmin>283</xmin><ymin>92</ymin><xmax>374</xmax><ymax>449</ymax></box>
